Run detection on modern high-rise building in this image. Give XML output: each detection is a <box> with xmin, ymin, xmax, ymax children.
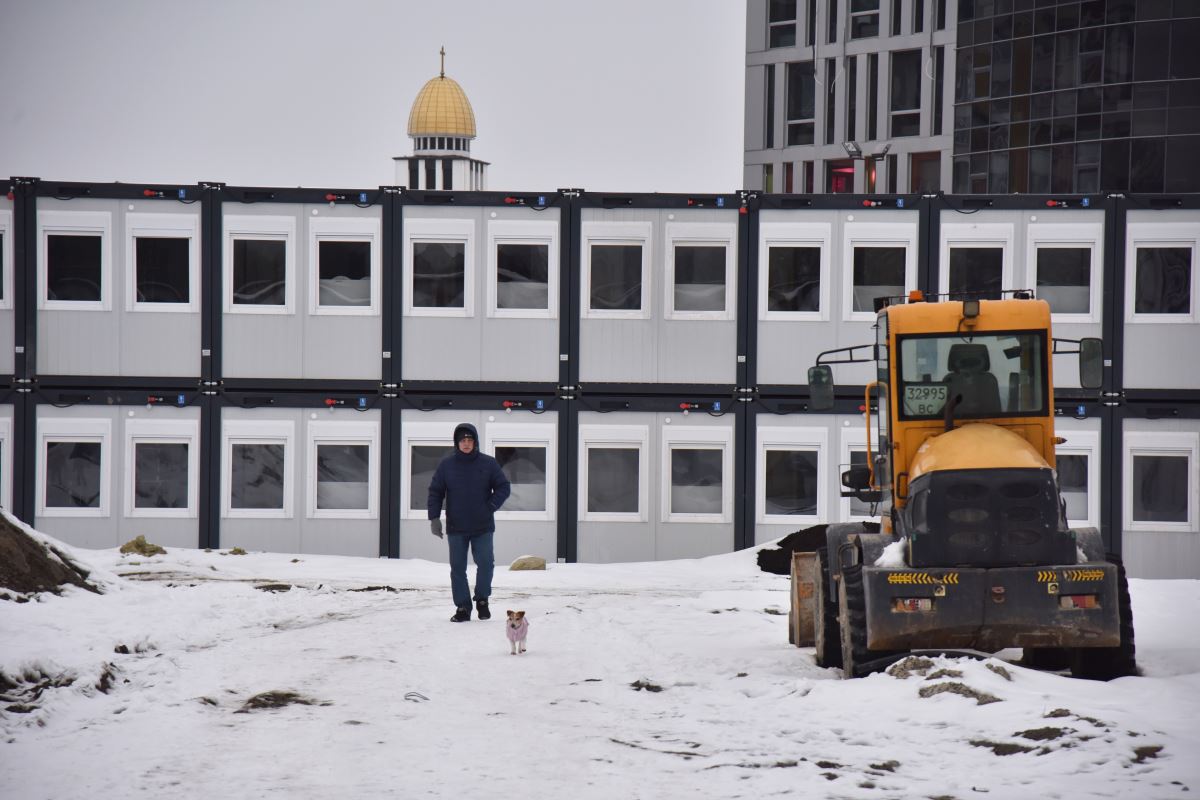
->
<box><xmin>746</xmin><ymin>1</ymin><xmax>1200</xmax><ymax>195</ymax></box>
<box><xmin>746</xmin><ymin>0</ymin><xmax>958</xmax><ymax>194</ymax></box>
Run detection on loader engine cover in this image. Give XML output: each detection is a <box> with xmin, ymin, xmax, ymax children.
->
<box><xmin>904</xmin><ymin>467</ymin><xmax>1075</xmax><ymax>568</ymax></box>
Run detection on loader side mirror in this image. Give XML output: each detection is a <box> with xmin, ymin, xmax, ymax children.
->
<box><xmin>808</xmin><ymin>365</ymin><xmax>835</xmax><ymax>411</ymax></box>
<box><xmin>842</xmin><ymin>466</ymin><xmax>871</xmax><ymax>491</ymax></box>
<box><xmin>1079</xmin><ymin>338</ymin><xmax>1103</xmax><ymax>389</ymax></box>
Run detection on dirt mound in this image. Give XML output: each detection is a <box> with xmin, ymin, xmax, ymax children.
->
<box><xmin>755</xmin><ymin>522</ymin><xmax>882</xmax><ymax>575</ymax></box>
<box><xmin>0</xmin><ymin>513</ymin><xmax>103</xmax><ymax>601</ymax></box>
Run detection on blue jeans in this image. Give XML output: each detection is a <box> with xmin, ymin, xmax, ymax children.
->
<box><xmin>447</xmin><ymin>531</ymin><xmax>494</xmax><ymax>609</ymax></box>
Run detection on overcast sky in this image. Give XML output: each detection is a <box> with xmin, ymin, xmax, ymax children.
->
<box><xmin>0</xmin><ymin>0</ymin><xmax>746</xmax><ymax>193</ymax></box>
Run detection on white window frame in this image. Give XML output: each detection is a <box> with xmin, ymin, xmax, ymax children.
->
<box><xmin>36</xmin><ymin>417</ymin><xmax>112</xmax><ymax>518</ymax></box>
<box><xmin>842</xmin><ymin>221</ymin><xmax>917</xmax><ymax>322</ymax></box>
<box><xmin>579</xmin><ymin>424</ymin><xmax>649</xmax><ymax>522</ymax></box>
<box><xmin>664</xmin><ymin>222</ymin><xmax>738</xmax><ymax>321</ymax></box>
<box><xmin>124</xmin><ymin>418</ymin><xmax>199</xmax><ymax>519</ymax></box>
<box><xmin>0</xmin><ymin>416</ymin><xmax>12</xmax><ymax>511</ymax></box>
<box><xmin>221</xmin><ymin>419</ymin><xmax>294</xmax><ymax>519</ymax></box>
<box><xmin>400</xmin><ymin>421</ymin><xmax>458</xmax><ymax>519</ymax></box>
<box><xmin>0</xmin><ymin>209</ymin><xmax>13</xmax><ymax>311</ymax></box>
<box><xmin>307</xmin><ymin>215</ymin><xmax>381</xmax><ymax>316</ymax></box>
<box><xmin>1055</xmin><ymin>429</ymin><xmax>1100</xmax><ymax>529</ymax></box>
<box><xmin>37</xmin><ymin>210</ymin><xmax>113</xmax><ymax>311</ymax></box>
<box><xmin>839</xmin><ymin>425</ymin><xmax>880</xmax><ymax>523</ymax></box>
<box><xmin>307</xmin><ymin>419</ymin><xmax>379</xmax><ymax>520</ymax></box>
<box><xmin>758</xmin><ymin>221</ymin><xmax>832</xmax><ymax>321</ymax></box>
<box><xmin>486</xmin><ymin>219</ymin><xmax>559</xmax><ymax>319</ymax></box>
<box><xmin>1123</xmin><ymin>431</ymin><xmax>1200</xmax><ymax>533</ymax></box>
<box><xmin>1026</xmin><ymin>222</ymin><xmax>1104</xmax><ymax>324</ymax></box>
<box><xmin>581</xmin><ymin>221</ymin><xmax>652</xmax><ymax>320</ymax></box>
<box><xmin>484</xmin><ymin>422</ymin><xmax>557</xmax><ymax>521</ymax></box>
<box><xmin>125</xmin><ymin>212</ymin><xmax>201</xmax><ymax>313</ymax></box>
<box><xmin>1124</xmin><ymin>223</ymin><xmax>1200</xmax><ymax>324</ymax></box>
<box><xmin>223</xmin><ymin>215</ymin><xmax>296</xmax><ymax>315</ymax></box>
<box><xmin>938</xmin><ymin>222</ymin><xmax>1014</xmax><ymax>299</ymax></box>
<box><xmin>661</xmin><ymin>425</ymin><xmax>733</xmax><ymax>523</ymax></box>
<box><xmin>756</xmin><ymin>425</ymin><xmax>828</xmax><ymax>525</ymax></box>
<box><xmin>403</xmin><ymin>218</ymin><xmax>475</xmax><ymax>318</ymax></box>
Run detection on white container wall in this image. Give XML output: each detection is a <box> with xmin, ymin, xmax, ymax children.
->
<box><xmin>219</xmin><ymin>406</ymin><xmax>382</xmax><ymax>556</ymax></box>
<box><xmin>401</xmin><ymin>205</ymin><xmax>562</xmax><ymax>383</ymax></box>
<box><xmin>33</xmin><ymin>403</ymin><xmax>201</xmax><ymax>550</ymax></box>
<box><xmin>397</xmin><ymin>408</ymin><xmax>559</xmax><ymax>565</ymax></box>
<box><xmin>36</xmin><ymin>199</ymin><xmax>201</xmax><ymax>377</ymax></box>
<box><xmin>576</xmin><ymin>410</ymin><xmax>736</xmax><ymax>562</ymax></box>
<box><xmin>579</xmin><ymin>207</ymin><xmax>740</xmax><ymax>384</ymax></box>
<box><xmin>221</xmin><ymin>202</ymin><xmax>383</xmax><ymax>380</ymax></box>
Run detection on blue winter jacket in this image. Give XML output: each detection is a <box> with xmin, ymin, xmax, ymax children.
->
<box><xmin>427</xmin><ymin>423</ymin><xmax>511</xmax><ymax>534</ymax></box>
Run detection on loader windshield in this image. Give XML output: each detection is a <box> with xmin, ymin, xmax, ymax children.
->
<box><xmin>896</xmin><ymin>331</ymin><xmax>1048</xmax><ymax>420</ymax></box>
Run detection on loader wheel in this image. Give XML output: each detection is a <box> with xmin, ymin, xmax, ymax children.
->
<box><xmin>838</xmin><ymin>563</ymin><xmax>903</xmax><ymax>678</ymax></box>
<box><xmin>1070</xmin><ymin>558</ymin><xmax>1137</xmax><ymax>680</ymax></box>
<box><xmin>813</xmin><ymin>547</ymin><xmax>842</xmax><ymax>669</ymax></box>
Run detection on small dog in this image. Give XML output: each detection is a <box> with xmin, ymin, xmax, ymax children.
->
<box><xmin>506</xmin><ymin>610</ymin><xmax>529</xmax><ymax>655</ymax></box>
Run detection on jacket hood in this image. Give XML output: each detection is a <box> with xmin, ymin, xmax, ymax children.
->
<box><xmin>453</xmin><ymin>423</ymin><xmax>480</xmax><ymax>445</ymax></box>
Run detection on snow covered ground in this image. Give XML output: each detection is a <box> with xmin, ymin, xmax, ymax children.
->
<box><xmin>2</xmin><ymin>518</ymin><xmax>1199</xmax><ymax>799</ymax></box>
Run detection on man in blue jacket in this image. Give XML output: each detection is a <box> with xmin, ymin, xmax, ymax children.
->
<box><xmin>428</xmin><ymin>422</ymin><xmax>511</xmax><ymax>622</ymax></box>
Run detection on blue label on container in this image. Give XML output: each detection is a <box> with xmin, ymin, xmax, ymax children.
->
<box><xmin>359</xmin><ymin>192</ymin><xmax>368</xmax><ymax>203</ymax></box>
<box><xmin>713</xmin><ymin>401</ymin><xmax>722</xmax><ymax>412</ymax></box>
<box><xmin>358</xmin><ymin>397</ymin><xmax>368</xmax><ymax>408</ymax></box>
<box><xmin>535</xmin><ymin>399</ymin><xmax>545</xmax><ymax>410</ymax></box>
<box><xmin>1077</xmin><ymin>404</ymin><xmax>1087</xmax><ymax>417</ymax></box>
<box><xmin>1081</xmin><ymin>198</ymin><xmax>1090</xmax><ymax>207</ymax></box>
<box><xmin>538</xmin><ymin>196</ymin><xmax>546</xmax><ymax>206</ymax></box>
<box><xmin>177</xmin><ymin>394</ymin><xmax>186</xmax><ymax>406</ymax></box>
<box><xmin>896</xmin><ymin>198</ymin><xmax>905</xmax><ymax>208</ymax></box>
<box><xmin>177</xmin><ymin>189</ymin><xmax>186</xmax><ymax>199</ymax></box>
<box><xmin>716</xmin><ymin>197</ymin><xmax>725</xmax><ymax>207</ymax></box>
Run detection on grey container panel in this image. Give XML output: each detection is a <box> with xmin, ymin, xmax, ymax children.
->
<box><xmin>480</xmin><ymin>318</ymin><xmax>558</xmax><ymax>382</ymax></box>
<box><xmin>757</xmin><ymin>321</ymin><xmax>878</xmax><ymax>386</ymax></box>
<box><xmin>402</xmin><ymin>316</ymin><xmax>485</xmax><ymax>380</ymax></box>
<box><xmin>38</xmin><ymin>311</ymin><xmax>120</xmax><ymax>375</ymax></box>
<box><xmin>576</xmin><ymin>410</ymin><xmax>736</xmax><ymax>563</ymax></box>
<box><xmin>658</xmin><ymin>319</ymin><xmax>736</xmax><ymax>384</ymax></box>
<box><xmin>1121</xmin><ymin>210</ymin><xmax>1200</xmax><ymax>389</ymax></box>
<box><xmin>34</xmin><ymin>404</ymin><xmax>201</xmax><ymax>550</ymax></box>
<box><xmin>37</xmin><ymin>198</ymin><xmax>203</xmax><ymax>378</ymax></box>
<box><xmin>579</xmin><ymin>319</ymin><xmax>656</xmax><ymax>383</ymax></box>
<box><xmin>219</xmin><ymin>407</ymin><xmax>306</xmax><ymax>555</ymax></box>
<box><xmin>397</xmin><ymin>408</ymin><xmax>559</xmax><ymax>563</ymax></box>
<box><xmin>223</xmin><ymin>314</ymin><xmax>304</xmax><ymax>378</ymax></box>
<box><xmin>221</xmin><ymin>203</ymin><xmax>382</xmax><ymax>381</ymax></box>
<box><xmin>0</xmin><ymin>310</ymin><xmax>11</xmax><ymax>374</ymax></box>
<box><xmin>579</xmin><ymin>206</ymin><xmax>739</xmax><ymax>385</ymax></box>
<box><xmin>402</xmin><ymin>205</ymin><xmax>562</xmax><ymax>383</ymax></box>
<box><xmin>303</xmin><ymin>314</ymin><xmax>381</xmax><ymax>381</ymax></box>
<box><xmin>121</xmin><ymin>311</ymin><xmax>201</xmax><ymax>376</ymax></box>
<box><xmin>752</xmin><ymin>413</ymin><xmax>839</xmax><ymax>547</ymax></box>
<box><xmin>1120</xmin><ymin>417</ymin><xmax>1200</xmax><ymax>578</ymax></box>
<box><xmin>575</xmin><ymin>410</ymin><xmax>659</xmax><ymax>563</ymax></box>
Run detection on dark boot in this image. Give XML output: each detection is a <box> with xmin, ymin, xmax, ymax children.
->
<box><xmin>475</xmin><ymin>599</ymin><xmax>491</xmax><ymax>620</ymax></box>
<box><xmin>451</xmin><ymin>606</ymin><xmax>471</xmax><ymax>622</ymax></box>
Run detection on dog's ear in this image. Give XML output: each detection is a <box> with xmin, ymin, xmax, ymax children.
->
<box><xmin>506</xmin><ymin>610</ymin><xmax>513</xmax><ymax>616</ymax></box>
<box><xmin>516</xmin><ymin>611</ymin><xmax>525</xmax><ymax>619</ymax></box>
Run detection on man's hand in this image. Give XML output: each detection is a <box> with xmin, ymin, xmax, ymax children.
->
<box><xmin>430</xmin><ymin>518</ymin><xmax>443</xmax><ymax>538</ymax></box>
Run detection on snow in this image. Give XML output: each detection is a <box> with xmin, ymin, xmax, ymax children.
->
<box><xmin>3</xmin><ymin>523</ymin><xmax>1199</xmax><ymax>799</ymax></box>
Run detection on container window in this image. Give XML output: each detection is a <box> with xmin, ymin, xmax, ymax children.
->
<box><xmin>1123</xmin><ymin>431</ymin><xmax>1199</xmax><ymax>533</ymax></box>
<box><xmin>767</xmin><ymin>246</ymin><xmax>821</xmax><ymax>312</ymax></box>
<box><xmin>673</xmin><ymin>245</ymin><xmax>726</xmax><ymax>313</ymax></box>
<box><xmin>764</xmin><ymin>450</ymin><xmax>819</xmax><ymax>515</ymax></box>
<box><xmin>670</xmin><ymin>448</ymin><xmax>724</xmax><ymax>515</ymax></box>
<box><xmin>223</xmin><ymin>420</ymin><xmax>293</xmax><ymax>518</ymax></box>
<box><xmin>496</xmin><ymin>445</ymin><xmax>547</xmax><ymax>512</ymax></box>
<box><xmin>587</xmin><ymin>447</ymin><xmax>640</xmax><ymax>514</ymax></box>
<box><xmin>948</xmin><ymin>247</ymin><xmax>1004</xmax><ymax>300</ymax></box>
<box><xmin>233</xmin><ymin>241</ymin><xmax>286</xmax><ymax>306</ymax></box>
<box><xmin>48</xmin><ymin>235</ymin><xmax>102</xmax><ymax>302</ymax></box>
<box><xmin>1124</xmin><ymin>223</ymin><xmax>1200</xmax><ymax>323</ymax></box>
<box><xmin>134</xmin><ymin>442</ymin><xmax>189</xmax><ymax>510</ymax></box>
<box><xmin>37</xmin><ymin>417</ymin><xmax>111</xmax><ymax>518</ymax></box>
<box><xmin>496</xmin><ymin>244</ymin><xmax>549</xmax><ymax>310</ymax></box>
<box><xmin>318</xmin><ymin>241</ymin><xmax>371</xmax><ymax>307</ymax></box>
<box><xmin>852</xmin><ymin>247</ymin><xmax>906</xmax><ymax>311</ymax></box>
<box><xmin>412</xmin><ymin>242</ymin><xmax>465</xmax><ymax>308</ymax></box>
<box><xmin>590</xmin><ymin>245</ymin><xmax>642</xmax><ymax>311</ymax></box>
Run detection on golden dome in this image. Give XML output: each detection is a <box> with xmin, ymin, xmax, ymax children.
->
<box><xmin>407</xmin><ymin>74</ymin><xmax>476</xmax><ymax>138</ymax></box>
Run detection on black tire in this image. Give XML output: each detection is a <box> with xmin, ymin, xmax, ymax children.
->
<box><xmin>1071</xmin><ymin>558</ymin><xmax>1137</xmax><ymax>680</ymax></box>
<box><xmin>838</xmin><ymin>562</ymin><xmax>906</xmax><ymax>678</ymax></box>
<box><xmin>837</xmin><ymin>563</ymin><xmax>874</xmax><ymax>678</ymax></box>
<box><xmin>1020</xmin><ymin>647</ymin><xmax>1071</xmax><ymax>671</ymax></box>
<box><xmin>813</xmin><ymin>547</ymin><xmax>842</xmax><ymax>669</ymax></box>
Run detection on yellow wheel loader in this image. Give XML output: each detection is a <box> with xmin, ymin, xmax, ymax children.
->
<box><xmin>801</xmin><ymin>291</ymin><xmax>1135</xmax><ymax>680</ymax></box>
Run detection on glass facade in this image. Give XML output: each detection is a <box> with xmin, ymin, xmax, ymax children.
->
<box><xmin>954</xmin><ymin>0</ymin><xmax>1200</xmax><ymax>194</ymax></box>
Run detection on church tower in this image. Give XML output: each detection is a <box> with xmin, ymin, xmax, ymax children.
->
<box><xmin>394</xmin><ymin>48</ymin><xmax>489</xmax><ymax>190</ymax></box>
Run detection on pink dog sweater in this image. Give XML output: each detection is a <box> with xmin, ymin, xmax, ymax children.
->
<box><xmin>506</xmin><ymin>617</ymin><xmax>529</xmax><ymax>642</ymax></box>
